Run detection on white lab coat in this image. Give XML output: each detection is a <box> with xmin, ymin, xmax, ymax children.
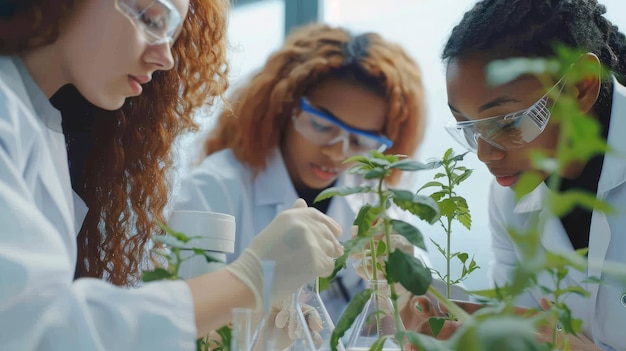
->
<box><xmin>174</xmin><ymin>147</ymin><xmax>430</xmax><ymax>320</ymax></box>
<box><xmin>488</xmin><ymin>77</ymin><xmax>626</xmax><ymax>350</ymax></box>
<box><xmin>0</xmin><ymin>56</ymin><xmax>197</xmax><ymax>351</ymax></box>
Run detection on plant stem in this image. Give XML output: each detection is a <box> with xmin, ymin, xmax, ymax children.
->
<box><xmin>377</xmin><ymin>177</ymin><xmax>405</xmax><ymax>351</ymax></box>
<box><xmin>427</xmin><ymin>285</ymin><xmax>470</xmax><ymax>323</ymax></box>
<box><xmin>444</xmin><ymin>158</ymin><xmax>454</xmax><ymax>300</ymax></box>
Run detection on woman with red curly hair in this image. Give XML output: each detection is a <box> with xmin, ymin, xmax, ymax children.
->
<box><xmin>0</xmin><ymin>1</ymin><xmax>343</xmax><ymax>349</ymax></box>
<box><xmin>175</xmin><ymin>23</ymin><xmax>428</xmax><ymax>321</ymax></box>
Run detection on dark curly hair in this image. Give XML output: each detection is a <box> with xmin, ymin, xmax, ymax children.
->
<box><xmin>202</xmin><ymin>23</ymin><xmax>426</xmax><ymax>185</ymax></box>
<box><xmin>442</xmin><ymin>0</ymin><xmax>626</xmax><ymax>118</ymax></box>
<box><xmin>1</xmin><ymin>0</ymin><xmax>230</xmax><ymax>286</ymax></box>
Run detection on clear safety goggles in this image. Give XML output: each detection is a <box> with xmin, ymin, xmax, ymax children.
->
<box><xmin>293</xmin><ymin>97</ymin><xmax>393</xmax><ymax>157</ymax></box>
<box><xmin>115</xmin><ymin>0</ymin><xmax>183</xmax><ymax>46</ymax></box>
<box><xmin>444</xmin><ymin>77</ymin><xmax>566</xmax><ymax>153</ymax></box>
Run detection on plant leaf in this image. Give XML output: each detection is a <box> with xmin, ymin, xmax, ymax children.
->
<box><xmin>370</xmin><ymin>335</ymin><xmax>389</xmax><ymax>351</ymax></box>
<box><xmin>387</xmin><ymin>250</ymin><xmax>432</xmax><ymax>295</ymax></box>
<box><xmin>390</xmin><ymin>219</ymin><xmax>426</xmax><ymax>251</ymax></box>
<box><xmin>354</xmin><ymin>205</ymin><xmax>381</xmax><ymax>237</ymax></box>
<box><xmin>388</xmin><ymin>159</ymin><xmax>438</xmax><ymax>171</ymax></box>
<box><xmin>158</xmin><ymin>222</ymin><xmax>192</xmax><ymax>244</ymax></box>
<box><xmin>191</xmin><ymin>248</ymin><xmax>223</xmax><ymax>264</ymax></box>
<box><xmin>141</xmin><ymin>268</ymin><xmax>174</xmax><ymax>282</ymax></box>
<box><xmin>390</xmin><ymin>189</ymin><xmax>440</xmax><ymax>224</ymax></box>
<box><xmin>314</xmin><ymin>185</ymin><xmax>373</xmax><ymax>203</ymax></box>
<box><xmin>364</xmin><ymin>168</ymin><xmax>391</xmax><ymax>180</ymax></box>
<box><xmin>330</xmin><ymin>289</ymin><xmax>373</xmax><ymax>351</ymax></box>
<box><xmin>417</xmin><ymin>181</ymin><xmax>446</xmax><ymax>193</ymax></box>
<box><xmin>429</xmin><ymin>317</ymin><xmax>447</xmax><ymax>338</ymax></box>
<box><xmin>452</xmin><ymin>169</ymin><xmax>473</xmax><ymax>186</ymax></box>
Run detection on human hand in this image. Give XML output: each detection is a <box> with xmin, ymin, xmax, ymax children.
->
<box><xmin>401</xmin><ymin>296</ymin><xmax>601</xmax><ymax>351</ymax></box>
<box><xmin>226</xmin><ymin>199</ymin><xmax>343</xmax><ymax>309</ymax></box>
<box><xmin>535</xmin><ymin>298</ymin><xmax>601</xmax><ymax>350</ymax></box>
<box><xmin>350</xmin><ymin>225</ymin><xmax>415</xmax><ymax>281</ymax></box>
<box><xmin>272</xmin><ymin>295</ymin><xmax>324</xmax><ymax>348</ymax></box>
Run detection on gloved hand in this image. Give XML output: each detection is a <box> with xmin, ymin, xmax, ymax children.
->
<box><xmin>271</xmin><ymin>295</ymin><xmax>324</xmax><ymax>348</ymax></box>
<box><xmin>226</xmin><ymin>199</ymin><xmax>344</xmax><ymax>310</ymax></box>
<box><xmin>350</xmin><ymin>225</ymin><xmax>415</xmax><ymax>313</ymax></box>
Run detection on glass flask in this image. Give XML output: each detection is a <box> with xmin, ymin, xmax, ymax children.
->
<box><xmin>284</xmin><ymin>278</ymin><xmax>346</xmax><ymax>351</ymax></box>
<box><xmin>231</xmin><ymin>308</ymin><xmax>254</xmax><ymax>351</ymax></box>
<box><xmin>345</xmin><ymin>280</ymin><xmax>405</xmax><ymax>351</ymax></box>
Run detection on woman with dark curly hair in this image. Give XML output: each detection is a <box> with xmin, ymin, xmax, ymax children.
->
<box><xmin>174</xmin><ymin>22</ymin><xmax>428</xmax><ymax>322</ymax></box>
<box><xmin>402</xmin><ymin>0</ymin><xmax>626</xmax><ymax>349</ymax></box>
<box><xmin>0</xmin><ymin>1</ymin><xmax>343</xmax><ymax>349</ymax></box>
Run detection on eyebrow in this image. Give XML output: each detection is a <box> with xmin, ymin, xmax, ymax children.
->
<box><xmin>448</xmin><ymin>95</ymin><xmax>522</xmax><ymax>117</ymax></box>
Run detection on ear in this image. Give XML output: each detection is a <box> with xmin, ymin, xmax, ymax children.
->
<box><xmin>573</xmin><ymin>53</ymin><xmax>602</xmax><ymax>115</ymax></box>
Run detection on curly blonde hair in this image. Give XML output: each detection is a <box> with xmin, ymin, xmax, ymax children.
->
<box><xmin>202</xmin><ymin>23</ymin><xmax>425</xmax><ymax>185</ymax></box>
<box><xmin>1</xmin><ymin>0</ymin><xmax>230</xmax><ymax>286</ymax></box>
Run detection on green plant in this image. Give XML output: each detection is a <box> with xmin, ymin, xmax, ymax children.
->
<box><xmin>416</xmin><ymin>149</ymin><xmax>478</xmax><ymax>301</ymax></box>
<box><xmin>315</xmin><ymin>149</ymin><xmax>473</xmax><ymax>350</ymax></box>
<box><xmin>142</xmin><ymin>224</ymin><xmax>232</xmax><ymax>351</ymax></box>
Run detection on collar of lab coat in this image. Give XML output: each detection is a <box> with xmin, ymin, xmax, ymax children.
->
<box><xmin>253</xmin><ymin>148</ymin><xmax>298</xmax><ymax>209</ymax></box>
<box><xmin>11</xmin><ymin>57</ymin><xmax>63</xmax><ymax>133</ymax></box>
<box><xmin>514</xmin><ymin>76</ymin><xmax>626</xmax><ymax>214</ymax></box>
<box><xmin>252</xmin><ymin>148</ymin><xmax>357</xmax><ymax>217</ymax></box>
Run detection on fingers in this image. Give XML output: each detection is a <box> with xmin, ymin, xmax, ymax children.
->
<box><xmin>316</xmin><ymin>254</ymin><xmax>336</xmax><ymax>278</ymax></box>
<box><xmin>390</xmin><ymin>233</ymin><xmax>413</xmax><ymax>254</ymax></box>
<box><xmin>316</xmin><ymin>230</ymin><xmax>344</xmax><ymax>258</ymax></box>
<box><xmin>301</xmin><ymin>304</ymin><xmax>323</xmax><ymax>333</ymax></box>
<box><xmin>539</xmin><ymin>298</ymin><xmax>552</xmax><ymax>311</ymax></box>
<box><xmin>274</xmin><ymin>301</ymin><xmax>291</xmax><ymax>328</ymax></box>
<box><xmin>292</xmin><ymin>198</ymin><xmax>308</xmax><ymax>209</ymax></box>
<box><xmin>438</xmin><ymin>300</ymin><xmax>484</xmax><ymax>315</ymax></box>
<box><xmin>305</xmin><ymin>207</ymin><xmax>342</xmax><ymax>238</ymax></box>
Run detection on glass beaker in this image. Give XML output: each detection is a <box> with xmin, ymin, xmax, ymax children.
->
<box><xmin>284</xmin><ymin>278</ymin><xmax>346</xmax><ymax>351</ymax></box>
<box><xmin>231</xmin><ymin>308</ymin><xmax>254</xmax><ymax>351</ymax></box>
<box><xmin>345</xmin><ymin>280</ymin><xmax>405</xmax><ymax>351</ymax></box>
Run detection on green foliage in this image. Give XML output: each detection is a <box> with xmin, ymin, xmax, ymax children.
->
<box><xmin>316</xmin><ymin>149</ymin><xmax>472</xmax><ymax>350</ymax></box>
<box><xmin>142</xmin><ymin>224</ymin><xmax>231</xmax><ymax>351</ymax></box>
<box><xmin>417</xmin><ymin>148</ymin><xmax>475</xmax><ymax>300</ymax></box>
<box><xmin>387</xmin><ymin>250</ymin><xmax>432</xmax><ymax>295</ymax></box>
<box><xmin>330</xmin><ymin>289</ymin><xmax>373</xmax><ymax>351</ymax></box>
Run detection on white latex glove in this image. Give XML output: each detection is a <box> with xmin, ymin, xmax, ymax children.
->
<box><xmin>350</xmin><ymin>225</ymin><xmax>414</xmax><ymax>281</ymax></box>
<box><xmin>350</xmin><ymin>225</ymin><xmax>414</xmax><ymax>311</ymax></box>
<box><xmin>272</xmin><ymin>295</ymin><xmax>324</xmax><ymax>347</ymax></box>
<box><xmin>226</xmin><ymin>199</ymin><xmax>343</xmax><ymax>310</ymax></box>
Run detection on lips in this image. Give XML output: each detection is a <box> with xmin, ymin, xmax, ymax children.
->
<box><xmin>130</xmin><ymin>74</ymin><xmax>151</xmax><ymax>84</ymax></box>
<box><xmin>312</xmin><ymin>164</ymin><xmax>339</xmax><ymax>182</ymax></box>
<box><xmin>491</xmin><ymin>171</ymin><xmax>521</xmax><ymax>187</ymax></box>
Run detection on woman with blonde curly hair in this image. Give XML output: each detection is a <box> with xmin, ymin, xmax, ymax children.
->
<box><xmin>0</xmin><ymin>1</ymin><xmax>343</xmax><ymax>349</ymax></box>
<box><xmin>175</xmin><ymin>23</ymin><xmax>428</xmax><ymax>321</ymax></box>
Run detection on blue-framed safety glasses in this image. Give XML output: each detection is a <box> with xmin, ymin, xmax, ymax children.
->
<box><xmin>115</xmin><ymin>0</ymin><xmax>183</xmax><ymax>46</ymax></box>
<box><xmin>293</xmin><ymin>97</ymin><xmax>393</xmax><ymax>157</ymax></box>
<box><xmin>444</xmin><ymin>76</ymin><xmax>566</xmax><ymax>153</ymax></box>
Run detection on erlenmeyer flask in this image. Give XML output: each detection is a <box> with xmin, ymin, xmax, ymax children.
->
<box><xmin>285</xmin><ymin>278</ymin><xmax>346</xmax><ymax>351</ymax></box>
<box><xmin>345</xmin><ymin>280</ymin><xmax>405</xmax><ymax>351</ymax></box>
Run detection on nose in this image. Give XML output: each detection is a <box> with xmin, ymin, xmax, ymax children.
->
<box><xmin>321</xmin><ymin>138</ymin><xmax>349</xmax><ymax>162</ymax></box>
<box><xmin>143</xmin><ymin>41</ymin><xmax>175</xmax><ymax>71</ymax></box>
<box><xmin>476</xmin><ymin>137</ymin><xmax>506</xmax><ymax>163</ymax></box>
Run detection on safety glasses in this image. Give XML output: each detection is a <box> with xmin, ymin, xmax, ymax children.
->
<box><xmin>444</xmin><ymin>77</ymin><xmax>566</xmax><ymax>153</ymax></box>
<box><xmin>115</xmin><ymin>0</ymin><xmax>183</xmax><ymax>46</ymax></box>
<box><xmin>293</xmin><ymin>97</ymin><xmax>393</xmax><ymax>157</ymax></box>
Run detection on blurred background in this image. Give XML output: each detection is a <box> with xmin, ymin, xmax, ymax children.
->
<box><xmin>174</xmin><ymin>0</ymin><xmax>626</xmax><ymax>291</ymax></box>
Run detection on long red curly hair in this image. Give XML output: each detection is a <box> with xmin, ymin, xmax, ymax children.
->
<box><xmin>202</xmin><ymin>23</ymin><xmax>426</xmax><ymax>185</ymax></box>
<box><xmin>0</xmin><ymin>0</ymin><xmax>230</xmax><ymax>286</ymax></box>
